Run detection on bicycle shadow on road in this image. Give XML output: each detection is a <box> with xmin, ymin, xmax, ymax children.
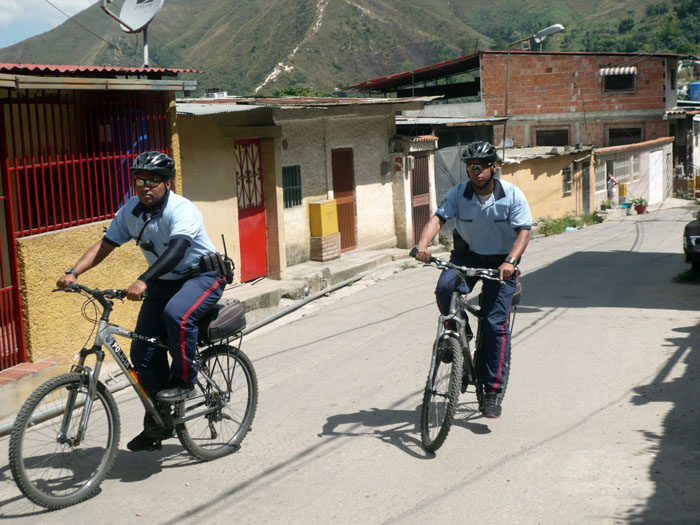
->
<box><xmin>106</xmin><ymin>444</ymin><xmax>201</xmax><ymax>483</ymax></box>
<box><xmin>621</xmin><ymin>322</ymin><xmax>700</xmax><ymax>523</ymax></box>
<box><xmin>319</xmin><ymin>405</ymin><xmax>428</xmax><ymax>459</ymax></box>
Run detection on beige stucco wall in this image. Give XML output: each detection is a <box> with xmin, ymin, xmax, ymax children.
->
<box><xmin>279</xmin><ymin>114</ymin><xmax>398</xmax><ymax>265</ymax></box>
<box><xmin>17</xmin><ymin>222</ymin><xmax>144</xmax><ymax>362</ymax></box>
<box><xmin>501</xmin><ymin>154</ymin><xmax>590</xmax><ymax>220</ymax></box>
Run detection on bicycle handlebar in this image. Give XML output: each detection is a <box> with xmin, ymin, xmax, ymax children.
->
<box><xmin>409</xmin><ymin>246</ymin><xmax>515</xmax><ymax>281</ymax></box>
<box><xmin>53</xmin><ymin>283</ymin><xmax>127</xmax><ymax>300</ymax></box>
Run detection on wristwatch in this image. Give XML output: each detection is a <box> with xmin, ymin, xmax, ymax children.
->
<box><xmin>504</xmin><ymin>256</ymin><xmax>517</xmax><ymax>265</ymax></box>
<box><xmin>65</xmin><ymin>268</ymin><xmax>79</xmax><ymax>278</ymax></box>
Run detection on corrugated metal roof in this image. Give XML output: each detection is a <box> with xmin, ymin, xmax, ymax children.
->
<box><xmin>176</xmin><ymin>96</ymin><xmax>437</xmax><ymax>115</ymax></box>
<box><xmin>177</xmin><ymin>103</ymin><xmax>271</xmax><ymax>116</ymax></box>
<box><xmin>0</xmin><ymin>63</ymin><xmax>199</xmax><ymax>78</ymax></box>
<box><xmin>396</xmin><ymin>116</ymin><xmax>507</xmax><ymax>126</ymax></box>
<box><xmin>502</xmin><ymin>145</ymin><xmax>593</xmax><ymax>165</ymax></box>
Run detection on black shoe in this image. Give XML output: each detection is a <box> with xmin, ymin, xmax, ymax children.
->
<box><xmin>126</xmin><ymin>430</ymin><xmax>163</xmax><ymax>452</ymax></box>
<box><xmin>156</xmin><ymin>384</ymin><xmax>195</xmax><ymax>403</ymax></box>
<box><xmin>481</xmin><ymin>392</ymin><xmax>502</xmax><ymax>419</ymax></box>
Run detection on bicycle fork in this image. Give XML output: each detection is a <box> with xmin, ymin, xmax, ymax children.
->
<box><xmin>428</xmin><ymin>292</ymin><xmax>469</xmax><ymax>392</ymax></box>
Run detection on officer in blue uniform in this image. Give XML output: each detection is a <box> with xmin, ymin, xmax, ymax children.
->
<box><xmin>414</xmin><ymin>141</ymin><xmax>531</xmax><ymax>418</ymax></box>
<box><xmin>57</xmin><ymin>151</ymin><xmax>226</xmax><ymax>450</ymax></box>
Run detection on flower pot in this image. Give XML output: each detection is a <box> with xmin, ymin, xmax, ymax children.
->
<box><xmin>634</xmin><ymin>205</ymin><xmax>647</xmax><ymax>214</ymax></box>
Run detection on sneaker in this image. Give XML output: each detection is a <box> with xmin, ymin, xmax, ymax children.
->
<box><xmin>126</xmin><ymin>430</ymin><xmax>163</xmax><ymax>452</ymax></box>
<box><xmin>481</xmin><ymin>392</ymin><xmax>502</xmax><ymax>418</ymax></box>
<box><xmin>156</xmin><ymin>383</ymin><xmax>195</xmax><ymax>403</ymax></box>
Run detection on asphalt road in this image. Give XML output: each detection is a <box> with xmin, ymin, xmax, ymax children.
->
<box><xmin>1</xmin><ymin>206</ymin><xmax>699</xmax><ymax>524</ymax></box>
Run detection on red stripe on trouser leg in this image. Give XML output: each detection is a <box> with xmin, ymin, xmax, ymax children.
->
<box><xmin>491</xmin><ymin>306</ymin><xmax>511</xmax><ymax>391</ymax></box>
<box><xmin>178</xmin><ymin>277</ymin><xmax>226</xmax><ymax>383</ymax></box>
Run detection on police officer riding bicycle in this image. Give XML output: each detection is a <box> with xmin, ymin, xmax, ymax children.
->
<box><xmin>56</xmin><ymin>151</ymin><xmax>229</xmax><ymax>451</ymax></box>
<box><xmin>413</xmin><ymin>141</ymin><xmax>532</xmax><ymax>418</ymax></box>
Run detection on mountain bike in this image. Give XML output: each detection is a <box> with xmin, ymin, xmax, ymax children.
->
<box><xmin>8</xmin><ymin>283</ymin><xmax>257</xmax><ymax>509</ymax></box>
<box><xmin>413</xmin><ymin>253</ymin><xmax>521</xmax><ymax>452</ymax></box>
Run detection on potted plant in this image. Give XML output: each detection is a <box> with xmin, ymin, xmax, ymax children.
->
<box><xmin>600</xmin><ymin>198</ymin><xmax>614</xmax><ymax>211</ymax></box>
<box><xmin>631</xmin><ymin>197</ymin><xmax>648</xmax><ymax>214</ymax></box>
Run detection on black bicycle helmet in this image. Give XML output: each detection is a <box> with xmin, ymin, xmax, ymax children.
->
<box><xmin>130</xmin><ymin>151</ymin><xmax>175</xmax><ymax>179</ymax></box>
<box><xmin>461</xmin><ymin>141</ymin><xmax>500</xmax><ymax>164</ymax></box>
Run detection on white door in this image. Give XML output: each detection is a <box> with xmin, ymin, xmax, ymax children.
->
<box><xmin>649</xmin><ymin>149</ymin><xmax>663</xmax><ymax>204</ymax></box>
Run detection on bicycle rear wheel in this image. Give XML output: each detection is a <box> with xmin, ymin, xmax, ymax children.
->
<box><xmin>420</xmin><ymin>336</ymin><xmax>463</xmax><ymax>452</ymax></box>
<box><xmin>9</xmin><ymin>373</ymin><xmax>120</xmax><ymax>509</ymax></box>
<box><xmin>175</xmin><ymin>345</ymin><xmax>257</xmax><ymax>460</ymax></box>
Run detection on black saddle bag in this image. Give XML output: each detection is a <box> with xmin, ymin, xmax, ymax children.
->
<box><xmin>197</xmin><ymin>299</ymin><xmax>246</xmax><ymax>344</ymax></box>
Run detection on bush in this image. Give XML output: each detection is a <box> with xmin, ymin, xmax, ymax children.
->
<box><xmin>537</xmin><ymin>213</ymin><xmax>603</xmax><ymax>236</ymax></box>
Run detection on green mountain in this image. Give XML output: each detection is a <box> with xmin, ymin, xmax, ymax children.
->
<box><xmin>1</xmin><ymin>0</ymin><xmax>697</xmax><ymax>96</ymax></box>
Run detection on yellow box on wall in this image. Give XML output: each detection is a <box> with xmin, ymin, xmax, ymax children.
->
<box><xmin>618</xmin><ymin>183</ymin><xmax>627</xmax><ymax>197</ymax></box>
<box><xmin>309</xmin><ymin>200</ymin><xmax>339</xmax><ymax>237</ymax></box>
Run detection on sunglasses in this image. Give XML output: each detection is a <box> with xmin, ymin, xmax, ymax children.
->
<box><xmin>134</xmin><ymin>177</ymin><xmax>164</xmax><ymax>188</ymax></box>
<box><xmin>465</xmin><ymin>163</ymin><xmax>491</xmax><ymax>172</ymax></box>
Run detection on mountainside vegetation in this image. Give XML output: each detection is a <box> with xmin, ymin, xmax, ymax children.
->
<box><xmin>1</xmin><ymin>0</ymin><xmax>700</xmax><ymax>96</ymax></box>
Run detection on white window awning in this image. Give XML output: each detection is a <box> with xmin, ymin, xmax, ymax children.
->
<box><xmin>599</xmin><ymin>66</ymin><xmax>638</xmax><ymax>76</ymax></box>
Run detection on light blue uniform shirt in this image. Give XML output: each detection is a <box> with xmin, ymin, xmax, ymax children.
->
<box><xmin>435</xmin><ymin>179</ymin><xmax>532</xmax><ymax>255</ymax></box>
<box><xmin>104</xmin><ymin>191</ymin><xmax>216</xmax><ymax>280</ymax></box>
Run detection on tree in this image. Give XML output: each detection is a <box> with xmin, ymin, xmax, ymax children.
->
<box><xmin>271</xmin><ymin>86</ymin><xmax>322</xmax><ymax>97</ymax></box>
<box><xmin>618</xmin><ymin>18</ymin><xmax>634</xmax><ymax>34</ymax></box>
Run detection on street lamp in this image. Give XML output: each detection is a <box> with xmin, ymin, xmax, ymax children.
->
<box><xmin>501</xmin><ymin>24</ymin><xmax>565</xmax><ymax>160</ymax></box>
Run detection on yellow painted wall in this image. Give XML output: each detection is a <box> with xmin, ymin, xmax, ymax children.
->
<box><xmin>17</xmin><ymin>222</ymin><xmax>145</xmax><ymax>362</ymax></box>
<box><xmin>500</xmin><ymin>154</ymin><xmax>591</xmax><ymax>220</ymax></box>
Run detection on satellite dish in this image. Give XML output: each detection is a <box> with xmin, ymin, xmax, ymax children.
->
<box><xmin>119</xmin><ymin>0</ymin><xmax>165</xmax><ymax>33</ymax></box>
<box><xmin>101</xmin><ymin>0</ymin><xmax>166</xmax><ymax>66</ymax></box>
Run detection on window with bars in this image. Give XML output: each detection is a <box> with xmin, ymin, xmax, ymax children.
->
<box><xmin>2</xmin><ymin>90</ymin><xmax>170</xmax><ymax>238</ymax></box>
<box><xmin>595</xmin><ymin>160</ymin><xmax>606</xmax><ymax>192</ymax></box>
<box><xmin>536</xmin><ymin>129</ymin><xmax>569</xmax><ymax>146</ymax></box>
<box><xmin>608</xmin><ymin>127</ymin><xmax>642</xmax><ymax>146</ymax></box>
<box><xmin>615</xmin><ymin>158</ymin><xmax>631</xmax><ymax>183</ymax></box>
<box><xmin>562</xmin><ymin>165</ymin><xmax>573</xmax><ymax>194</ymax></box>
<box><xmin>282</xmin><ymin>165</ymin><xmax>302</xmax><ymax>208</ymax></box>
<box><xmin>604</xmin><ymin>74</ymin><xmax>636</xmax><ymax>92</ymax></box>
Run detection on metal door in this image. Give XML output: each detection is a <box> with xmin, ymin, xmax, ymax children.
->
<box><xmin>411</xmin><ymin>154</ymin><xmax>431</xmax><ymax>244</ymax></box>
<box><xmin>331</xmin><ymin>148</ymin><xmax>357</xmax><ymax>252</ymax></box>
<box><xmin>649</xmin><ymin>149</ymin><xmax>663</xmax><ymax>204</ymax></box>
<box><xmin>234</xmin><ymin>138</ymin><xmax>267</xmax><ymax>282</ymax></box>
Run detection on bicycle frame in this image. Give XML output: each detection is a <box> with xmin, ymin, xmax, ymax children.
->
<box><xmin>60</xmin><ymin>286</ymin><xmax>241</xmax><ymax>446</ymax></box>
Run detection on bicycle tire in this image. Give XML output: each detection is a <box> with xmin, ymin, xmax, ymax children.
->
<box><xmin>9</xmin><ymin>373</ymin><xmax>120</xmax><ymax>509</ymax></box>
<box><xmin>175</xmin><ymin>345</ymin><xmax>257</xmax><ymax>460</ymax></box>
<box><xmin>420</xmin><ymin>336</ymin><xmax>463</xmax><ymax>452</ymax></box>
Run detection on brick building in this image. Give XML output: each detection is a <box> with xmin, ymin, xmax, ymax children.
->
<box><xmin>345</xmin><ymin>50</ymin><xmax>695</xmax><ymax>151</ymax></box>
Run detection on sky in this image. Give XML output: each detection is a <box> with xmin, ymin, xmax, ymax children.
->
<box><xmin>0</xmin><ymin>0</ymin><xmax>96</xmax><ymax>49</ymax></box>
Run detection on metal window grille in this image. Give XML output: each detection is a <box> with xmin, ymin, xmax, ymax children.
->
<box><xmin>595</xmin><ymin>160</ymin><xmax>606</xmax><ymax>191</ymax></box>
<box><xmin>562</xmin><ymin>165</ymin><xmax>573</xmax><ymax>194</ymax></box>
<box><xmin>282</xmin><ymin>165</ymin><xmax>302</xmax><ymax>208</ymax></box>
<box><xmin>604</xmin><ymin>74</ymin><xmax>636</xmax><ymax>92</ymax></box>
<box><xmin>3</xmin><ymin>90</ymin><xmax>169</xmax><ymax>238</ymax></box>
<box><xmin>536</xmin><ymin>129</ymin><xmax>569</xmax><ymax>146</ymax></box>
<box><xmin>615</xmin><ymin>158</ymin><xmax>631</xmax><ymax>183</ymax></box>
<box><xmin>632</xmin><ymin>155</ymin><xmax>640</xmax><ymax>181</ymax></box>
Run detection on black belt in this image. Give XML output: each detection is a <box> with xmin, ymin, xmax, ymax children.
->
<box><xmin>463</xmin><ymin>249</ymin><xmax>508</xmax><ymax>267</ymax></box>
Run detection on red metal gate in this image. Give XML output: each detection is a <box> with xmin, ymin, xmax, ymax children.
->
<box><xmin>0</xmin><ymin>89</ymin><xmax>169</xmax><ymax>369</ymax></box>
<box><xmin>411</xmin><ymin>154</ymin><xmax>431</xmax><ymax>244</ymax></box>
<box><xmin>331</xmin><ymin>148</ymin><xmax>357</xmax><ymax>252</ymax></box>
<box><xmin>234</xmin><ymin>138</ymin><xmax>267</xmax><ymax>282</ymax></box>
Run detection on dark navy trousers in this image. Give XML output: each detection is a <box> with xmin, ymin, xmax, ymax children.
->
<box><xmin>130</xmin><ymin>271</ymin><xmax>226</xmax><ymax>396</ymax></box>
<box><xmin>435</xmin><ymin>253</ymin><xmax>516</xmax><ymax>393</ymax></box>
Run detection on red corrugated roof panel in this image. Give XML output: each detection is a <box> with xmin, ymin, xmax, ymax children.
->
<box><xmin>0</xmin><ymin>63</ymin><xmax>200</xmax><ymax>77</ymax></box>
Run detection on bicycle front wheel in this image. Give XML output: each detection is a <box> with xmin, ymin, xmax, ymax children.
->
<box><xmin>420</xmin><ymin>336</ymin><xmax>463</xmax><ymax>452</ymax></box>
<box><xmin>176</xmin><ymin>345</ymin><xmax>258</xmax><ymax>460</ymax></box>
<box><xmin>9</xmin><ymin>373</ymin><xmax>120</xmax><ymax>509</ymax></box>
